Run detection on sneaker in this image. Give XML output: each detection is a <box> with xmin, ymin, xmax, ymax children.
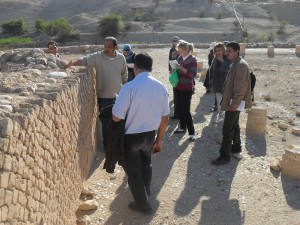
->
<box><xmin>233</xmin><ymin>152</ymin><xmax>243</xmax><ymax>159</ymax></box>
<box><xmin>128</xmin><ymin>202</ymin><xmax>152</xmax><ymax>215</ymax></box>
<box><xmin>174</xmin><ymin>128</ymin><xmax>186</xmax><ymax>134</ymax></box>
<box><xmin>211</xmin><ymin>156</ymin><xmax>230</xmax><ymax>165</ymax></box>
<box><xmin>189</xmin><ymin>135</ymin><xmax>196</xmax><ymax>141</ymax></box>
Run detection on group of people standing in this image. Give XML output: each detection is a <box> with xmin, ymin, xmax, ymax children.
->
<box><xmin>54</xmin><ymin>36</ymin><xmax>252</xmax><ymax>215</ymax></box>
<box><xmin>168</xmin><ymin>37</ymin><xmax>252</xmax><ymax>165</ymax></box>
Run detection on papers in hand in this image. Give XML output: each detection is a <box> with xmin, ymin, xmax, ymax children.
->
<box><xmin>230</xmin><ymin>99</ymin><xmax>245</xmax><ymax>111</ymax></box>
<box><xmin>169</xmin><ymin>60</ymin><xmax>177</xmax><ymax>70</ymax></box>
<box><xmin>127</xmin><ymin>63</ymin><xmax>134</xmax><ymax>68</ymax></box>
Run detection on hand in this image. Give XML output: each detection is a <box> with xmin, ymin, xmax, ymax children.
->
<box><xmin>65</xmin><ymin>60</ymin><xmax>73</xmax><ymax>68</ymax></box>
<box><xmin>229</xmin><ymin>105</ymin><xmax>237</xmax><ymax>112</ymax></box>
<box><xmin>152</xmin><ymin>140</ymin><xmax>162</xmax><ymax>154</ymax></box>
<box><xmin>216</xmin><ymin>55</ymin><xmax>224</xmax><ymax>63</ymax></box>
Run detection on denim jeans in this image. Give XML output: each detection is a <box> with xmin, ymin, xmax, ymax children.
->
<box><xmin>219</xmin><ymin>111</ymin><xmax>241</xmax><ymax>159</ymax></box>
<box><xmin>123</xmin><ymin>131</ymin><xmax>155</xmax><ymax>208</ymax></box>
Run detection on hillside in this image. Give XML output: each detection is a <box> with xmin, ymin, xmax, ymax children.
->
<box><xmin>0</xmin><ymin>0</ymin><xmax>299</xmax><ymax>44</ymax></box>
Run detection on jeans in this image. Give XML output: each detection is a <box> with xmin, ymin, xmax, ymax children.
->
<box><xmin>177</xmin><ymin>90</ymin><xmax>195</xmax><ymax>135</ymax></box>
<box><xmin>123</xmin><ymin>131</ymin><xmax>155</xmax><ymax>208</ymax></box>
<box><xmin>98</xmin><ymin>98</ymin><xmax>115</xmax><ymax>147</ymax></box>
<box><xmin>219</xmin><ymin>111</ymin><xmax>241</xmax><ymax>159</ymax></box>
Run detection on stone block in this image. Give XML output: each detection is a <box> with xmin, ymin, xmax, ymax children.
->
<box><xmin>1</xmin><ymin>205</ymin><xmax>8</xmax><ymax>221</ymax></box>
<box><xmin>0</xmin><ymin>118</ymin><xmax>13</xmax><ymax>137</ymax></box>
<box><xmin>2</xmin><ymin>155</ymin><xmax>12</xmax><ymax>171</ymax></box>
<box><xmin>0</xmin><ymin>137</ymin><xmax>10</xmax><ymax>153</ymax></box>
<box><xmin>12</xmin><ymin>189</ymin><xmax>18</xmax><ymax>204</ymax></box>
<box><xmin>0</xmin><ymin>189</ymin><xmax>4</xmax><ymax>206</ymax></box>
<box><xmin>281</xmin><ymin>148</ymin><xmax>300</xmax><ymax>179</ymax></box>
<box><xmin>246</xmin><ymin>108</ymin><xmax>267</xmax><ymax>133</ymax></box>
<box><xmin>0</xmin><ymin>171</ymin><xmax>9</xmax><ymax>188</ymax></box>
<box><xmin>4</xmin><ymin>190</ymin><xmax>13</xmax><ymax>205</ymax></box>
<box><xmin>18</xmin><ymin>190</ymin><xmax>28</xmax><ymax>206</ymax></box>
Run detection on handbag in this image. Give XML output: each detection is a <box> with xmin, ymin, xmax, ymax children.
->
<box><xmin>169</xmin><ymin>67</ymin><xmax>179</xmax><ymax>88</ymax></box>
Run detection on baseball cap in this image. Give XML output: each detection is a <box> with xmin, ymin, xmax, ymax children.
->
<box><xmin>123</xmin><ymin>44</ymin><xmax>131</xmax><ymax>51</ymax></box>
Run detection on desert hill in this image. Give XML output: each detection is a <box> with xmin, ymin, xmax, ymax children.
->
<box><xmin>0</xmin><ymin>0</ymin><xmax>299</xmax><ymax>44</ymax></box>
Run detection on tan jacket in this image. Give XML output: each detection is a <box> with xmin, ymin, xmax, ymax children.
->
<box><xmin>221</xmin><ymin>56</ymin><xmax>252</xmax><ymax>111</ymax></box>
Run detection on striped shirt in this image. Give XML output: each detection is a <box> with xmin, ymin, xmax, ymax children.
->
<box><xmin>176</xmin><ymin>55</ymin><xmax>198</xmax><ymax>91</ymax></box>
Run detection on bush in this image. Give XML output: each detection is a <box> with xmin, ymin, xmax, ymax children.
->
<box><xmin>134</xmin><ymin>10</ymin><xmax>142</xmax><ymax>22</ymax></box>
<box><xmin>1</xmin><ymin>19</ymin><xmax>29</xmax><ymax>34</ymax></box>
<box><xmin>35</xmin><ymin>19</ymin><xmax>48</xmax><ymax>33</ymax></box>
<box><xmin>34</xmin><ymin>18</ymin><xmax>75</xmax><ymax>41</ymax></box>
<box><xmin>196</xmin><ymin>10</ymin><xmax>204</xmax><ymax>18</ymax></box>
<box><xmin>277</xmin><ymin>21</ymin><xmax>286</xmax><ymax>35</ymax></box>
<box><xmin>99</xmin><ymin>14</ymin><xmax>123</xmax><ymax>37</ymax></box>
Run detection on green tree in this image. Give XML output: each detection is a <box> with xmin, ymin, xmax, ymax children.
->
<box><xmin>35</xmin><ymin>18</ymin><xmax>49</xmax><ymax>33</ymax></box>
<box><xmin>47</xmin><ymin>18</ymin><xmax>75</xmax><ymax>41</ymax></box>
<box><xmin>99</xmin><ymin>14</ymin><xmax>123</xmax><ymax>37</ymax></box>
<box><xmin>1</xmin><ymin>19</ymin><xmax>29</xmax><ymax>34</ymax></box>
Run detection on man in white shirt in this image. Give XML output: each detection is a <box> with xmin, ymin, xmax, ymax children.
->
<box><xmin>112</xmin><ymin>53</ymin><xmax>169</xmax><ymax>214</ymax></box>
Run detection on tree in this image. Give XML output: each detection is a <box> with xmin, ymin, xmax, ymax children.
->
<box><xmin>98</xmin><ymin>14</ymin><xmax>123</xmax><ymax>37</ymax></box>
<box><xmin>1</xmin><ymin>19</ymin><xmax>29</xmax><ymax>34</ymax></box>
<box><xmin>35</xmin><ymin>19</ymin><xmax>48</xmax><ymax>33</ymax></box>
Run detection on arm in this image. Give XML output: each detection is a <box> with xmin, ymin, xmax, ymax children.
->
<box><xmin>176</xmin><ymin>57</ymin><xmax>198</xmax><ymax>79</ymax></box>
<box><xmin>65</xmin><ymin>58</ymin><xmax>85</xmax><ymax>68</ymax></box>
<box><xmin>153</xmin><ymin>116</ymin><xmax>169</xmax><ymax>154</ymax></box>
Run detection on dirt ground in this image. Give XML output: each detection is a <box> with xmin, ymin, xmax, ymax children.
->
<box><xmin>71</xmin><ymin>48</ymin><xmax>300</xmax><ymax>225</ymax></box>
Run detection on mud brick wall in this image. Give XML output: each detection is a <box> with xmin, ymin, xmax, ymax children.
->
<box><xmin>0</xmin><ymin>69</ymin><xmax>98</xmax><ymax>225</ymax></box>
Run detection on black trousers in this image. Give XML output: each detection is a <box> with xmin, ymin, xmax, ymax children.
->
<box><xmin>173</xmin><ymin>87</ymin><xmax>180</xmax><ymax>117</ymax></box>
<box><xmin>177</xmin><ymin>89</ymin><xmax>195</xmax><ymax>135</ymax></box>
<box><xmin>219</xmin><ymin>111</ymin><xmax>241</xmax><ymax>159</ymax></box>
<box><xmin>98</xmin><ymin>98</ymin><xmax>115</xmax><ymax>147</ymax></box>
<box><xmin>123</xmin><ymin>131</ymin><xmax>155</xmax><ymax>208</ymax></box>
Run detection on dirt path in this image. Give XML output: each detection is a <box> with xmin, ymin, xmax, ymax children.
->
<box><xmin>73</xmin><ymin>48</ymin><xmax>300</xmax><ymax>225</ymax></box>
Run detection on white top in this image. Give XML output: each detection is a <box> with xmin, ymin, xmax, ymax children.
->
<box><xmin>112</xmin><ymin>71</ymin><xmax>170</xmax><ymax>134</ymax></box>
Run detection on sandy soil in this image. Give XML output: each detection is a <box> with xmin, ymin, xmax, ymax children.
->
<box><xmin>74</xmin><ymin>47</ymin><xmax>300</xmax><ymax>225</ymax></box>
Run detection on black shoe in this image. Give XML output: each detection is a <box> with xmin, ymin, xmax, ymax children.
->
<box><xmin>211</xmin><ymin>156</ymin><xmax>230</xmax><ymax>165</ymax></box>
<box><xmin>128</xmin><ymin>202</ymin><xmax>152</xmax><ymax>215</ymax></box>
<box><xmin>170</xmin><ymin>115</ymin><xmax>180</xmax><ymax>120</ymax></box>
<box><xmin>174</xmin><ymin>128</ymin><xmax>186</xmax><ymax>134</ymax></box>
<box><xmin>210</xmin><ymin>106</ymin><xmax>217</xmax><ymax>112</ymax></box>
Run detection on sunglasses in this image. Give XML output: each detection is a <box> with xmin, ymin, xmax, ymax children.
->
<box><xmin>49</xmin><ymin>46</ymin><xmax>57</xmax><ymax>50</ymax></box>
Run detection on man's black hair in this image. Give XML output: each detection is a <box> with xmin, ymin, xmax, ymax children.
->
<box><xmin>134</xmin><ymin>53</ymin><xmax>153</xmax><ymax>71</ymax></box>
<box><xmin>47</xmin><ymin>41</ymin><xmax>57</xmax><ymax>49</ymax></box>
<box><xmin>226</xmin><ymin>41</ymin><xmax>240</xmax><ymax>51</ymax></box>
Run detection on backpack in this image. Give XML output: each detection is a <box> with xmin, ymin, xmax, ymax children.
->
<box><xmin>250</xmin><ymin>69</ymin><xmax>256</xmax><ymax>101</ymax></box>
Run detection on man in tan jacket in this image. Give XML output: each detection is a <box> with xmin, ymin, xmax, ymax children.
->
<box><xmin>211</xmin><ymin>42</ymin><xmax>252</xmax><ymax>165</ymax></box>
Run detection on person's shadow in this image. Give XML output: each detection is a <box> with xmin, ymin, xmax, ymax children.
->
<box><xmin>173</xmin><ymin>91</ymin><xmax>243</xmax><ymax>224</ymax></box>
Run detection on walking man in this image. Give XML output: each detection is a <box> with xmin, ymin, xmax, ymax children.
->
<box><xmin>66</xmin><ymin>37</ymin><xmax>128</xmax><ymax>147</ymax></box>
<box><xmin>211</xmin><ymin>42</ymin><xmax>252</xmax><ymax>165</ymax></box>
<box><xmin>112</xmin><ymin>53</ymin><xmax>169</xmax><ymax>214</ymax></box>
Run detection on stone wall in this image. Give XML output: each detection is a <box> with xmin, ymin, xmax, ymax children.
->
<box><xmin>0</xmin><ymin>49</ymin><xmax>98</xmax><ymax>225</ymax></box>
